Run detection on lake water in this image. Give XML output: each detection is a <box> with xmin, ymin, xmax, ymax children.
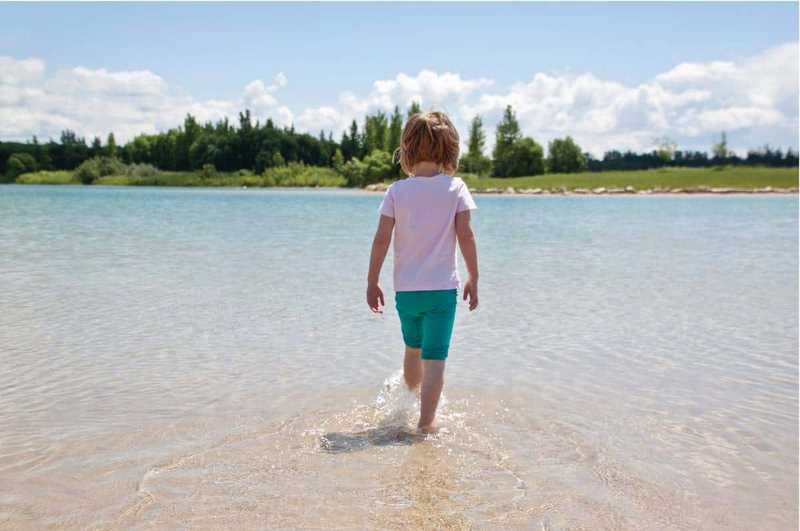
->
<box><xmin>0</xmin><ymin>184</ymin><xmax>797</xmax><ymax>530</ymax></box>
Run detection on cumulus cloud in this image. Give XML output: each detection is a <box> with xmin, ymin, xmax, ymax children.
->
<box><xmin>0</xmin><ymin>56</ymin><xmax>45</xmax><ymax>85</ymax></box>
<box><xmin>456</xmin><ymin>42</ymin><xmax>798</xmax><ymax>155</ymax></box>
<box><xmin>0</xmin><ymin>57</ymin><xmax>290</xmax><ymax>142</ymax></box>
<box><xmin>296</xmin><ymin>70</ymin><xmax>494</xmax><ymax>136</ymax></box>
<box><xmin>0</xmin><ymin>43</ymin><xmax>797</xmax><ymax>156</ymax></box>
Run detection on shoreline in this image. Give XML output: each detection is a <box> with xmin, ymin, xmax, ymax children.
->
<box><xmin>365</xmin><ymin>183</ymin><xmax>799</xmax><ymax>196</ymax></box>
<box><xmin>5</xmin><ymin>181</ymin><xmax>797</xmax><ymax>196</ymax></box>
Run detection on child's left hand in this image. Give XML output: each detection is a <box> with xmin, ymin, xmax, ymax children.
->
<box><xmin>366</xmin><ymin>283</ymin><xmax>385</xmax><ymax>313</ymax></box>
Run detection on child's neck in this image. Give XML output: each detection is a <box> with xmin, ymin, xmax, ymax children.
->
<box><xmin>413</xmin><ymin>162</ymin><xmax>440</xmax><ymax>177</ymax></box>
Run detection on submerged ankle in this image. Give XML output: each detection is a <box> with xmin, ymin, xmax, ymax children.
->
<box><xmin>403</xmin><ymin>375</ymin><xmax>421</xmax><ymax>390</ymax></box>
<box><xmin>417</xmin><ymin>422</ymin><xmax>438</xmax><ymax>434</ymax></box>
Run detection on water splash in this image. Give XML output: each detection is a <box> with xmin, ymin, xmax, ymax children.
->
<box><xmin>319</xmin><ymin>370</ymin><xmax>453</xmax><ymax>453</ymax></box>
<box><xmin>373</xmin><ymin>369</ymin><xmax>450</xmax><ymax>427</ymax></box>
<box><xmin>374</xmin><ymin>370</ymin><xmax>419</xmax><ymax>427</ymax></box>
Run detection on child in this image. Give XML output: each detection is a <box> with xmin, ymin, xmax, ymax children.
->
<box><xmin>366</xmin><ymin>111</ymin><xmax>479</xmax><ymax>433</ymax></box>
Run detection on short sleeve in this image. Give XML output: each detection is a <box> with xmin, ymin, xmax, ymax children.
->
<box><xmin>378</xmin><ymin>185</ymin><xmax>395</xmax><ymax>218</ymax></box>
<box><xmin>456</xmin><ymin>181</ymin><xmax>477</xmax><ymax>213</ymax></box>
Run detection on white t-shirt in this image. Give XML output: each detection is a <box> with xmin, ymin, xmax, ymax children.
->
<box><xmin>378</xmin><ymin>174</ymin><xmax>477</xmax><ymax>292</ymax></box>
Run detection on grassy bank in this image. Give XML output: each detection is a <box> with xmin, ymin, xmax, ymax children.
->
<box><xmin>14</xmin><ymin>165</ymin><xmax>345</xmax><ymax>188</ymax></box>
<box><xmin>11</xmin><ymin>165</ymin><xmax>798</xmax><ymax>191</ymax></box>
<box><xmin>16</xmin><ymin>170</ymin><xmax>76</xmax><ymax>185</ymax></box>
<box><xmin>460</xmin><ymin>166</ymin><xmax>798</xmax><ymax>192</ymax></box>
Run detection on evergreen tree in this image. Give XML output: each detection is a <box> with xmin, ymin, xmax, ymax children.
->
<box><xmin>364</xmin><ymin>111</ymin><xmax>388</xmax><ymax>154</ymax></box>
<box><xmin>712</xmin><ymin>131</ymin><xmax>729</xmax><ymax>160</ymax></box>
<box><xmin>494</xmin><ymin>105</ymin><xmax>521</xmax><ymax>157</ymax></box>
<box><xmin>407</xmin><ymin>101</ymin><xmax>422</xmax><ymax>118</ymax></box>
<box><xmin>492</xmin><ymin>106</ymin><xmax>525</xmax><ymax>177</ymax></box>
<box><xmin>461</xmin><ymin>115</ymin><xmax>492</xmax><ymax>176</ymax></box>
<box><xmin>106</xmin><ymin>133</ymin><xmax>117</xmax><ymax>159</ymax></box>
<box><xmin>332</xmin><ymin>148</ymin><xmax>344</xmax><ymax>171</ymax></box>
<box><xmin>90</xmin><ymin>136</ymin><xmax>102</xmax><ymax>158</ymax></box>
<box><xmin>341</xmin><ymin>119</ymin><xmax>361</xmax><ymax>160</ymax></box>
<box><xmin>387</xmin><ymin>106</ymin><xmax>403</xmax><ymax>154</ymax></box>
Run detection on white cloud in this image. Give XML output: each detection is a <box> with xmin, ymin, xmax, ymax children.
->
<box><xmin>0</xmin><ymin>43</ymin><xmax>797</xmax><ymax>156</ymax></box>
<box><xmin>297</xmin><ymin>70</ymin><xmax>495</xmax><ymax>142</ymax></box>
<box><xmin>450</xmin><ymin>42</ymin><xmax>798</xmax><ymax>155</ymax></box>
<box><xmin>0</xmin><ymin>57</ymin><xmax>293</xmax><ymax>142</ymax></box>
<box><xmin>0</xmin><ymin>56</ymin><xmax>45</xmax><ymax>85</ymax></box>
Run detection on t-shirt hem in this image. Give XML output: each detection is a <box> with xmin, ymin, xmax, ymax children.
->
<box><xmin>393</xmin><ymin>282</ymin><xmax>460</xmax><ymax>292</ymax></box>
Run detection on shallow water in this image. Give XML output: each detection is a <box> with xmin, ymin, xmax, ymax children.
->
<box><xmin>0</xmin><ymin>185</ymin><xmax>797</xmax><ymax>529</ymax></box>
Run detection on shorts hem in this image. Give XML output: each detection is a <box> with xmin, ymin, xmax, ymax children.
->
<box><xmin>421</xmin><ymin>350</ymin><xmax>448</xmax><ymax>360</ymax></box>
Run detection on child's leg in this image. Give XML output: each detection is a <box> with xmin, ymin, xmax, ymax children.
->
<box><xmin>417</xmin><ymin>289</ymin><xmax>457</xmax><ymax>432</ymax></box>
<box><xmin>403</xmin><ymin>346</ymin><xmax>422</xmax><ymax>390</ymax></box>
<box><xmin>418</xmin><ymin>359</ymin><xmax>445</xmax><ymax>431</ymax></box>
<box><xmin>395</xmin><ymin>292</ymin><xmax>424</xmax><ymax>391</ymax></box>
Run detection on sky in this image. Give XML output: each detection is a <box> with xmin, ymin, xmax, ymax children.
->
<box><xmin>1</xmin><ymin>2</ymin><xmax>798</xmax><ymax>156</ymax></box>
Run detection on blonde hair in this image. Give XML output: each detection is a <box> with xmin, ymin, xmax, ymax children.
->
<box><xmin>394</xmin><ymin>111</ymin><xmax>460</xmax><ymax>176</ymax></box>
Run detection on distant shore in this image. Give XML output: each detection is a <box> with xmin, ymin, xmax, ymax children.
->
<box><xmin>365</xmin><ymin>182</ymin><xmax>799</xmax><ymax>195</ymax></box>
<box><xmin>8</xmin><ymin>166</ymin><xmax>798</xmax><ymax>195</ymax></box>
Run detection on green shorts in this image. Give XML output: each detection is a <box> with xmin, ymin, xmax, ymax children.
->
<box><xmin>395</xmin><ymin>289</ymin><xmax>457</xmax><ymax>360</ymax></box>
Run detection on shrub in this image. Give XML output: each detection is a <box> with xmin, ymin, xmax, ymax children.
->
<box><xmin>241</xmin><ymin>175</ymin><xmax>262</xmax><ymax>187</ymax></box>
<box><xmin>200</xmin><ymin>163</ymin><xmax>217</xmax><ymax>179</ymax></box>
<box><xmin>260</xmin><ymin>162</ymin><xmax>344</xmax><ymax>187</ymax></box>
<box><xmin>341</xmin><ymin>150</ymin><xmax>394</xmax><ymax>187</ymax></box>
<box><xmin>460</xmin><ymin>152</ymin><xmax>492</xmax><ymax>176</ymax></box>
<box><xmin>74</xmin><ymin>156</ymin><xmax>126</xmax><ymax>184</ymax></box>
<box><xmin>125</xmin><ymin>163</ymin><xmax>160</xmax><ymax>179</ymax></box>
<box><xmin>5</xmin><ymin>153</ymin><xmax>38</xmax><ymax>181</ymax></box>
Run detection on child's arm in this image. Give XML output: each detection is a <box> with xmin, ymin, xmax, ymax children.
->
<box><xmin>455</xmin><ymin>210</ymin><xmax>479</xmax><ymax>310</ymax></box>
<box><xmin>366</xmin><ymin>214</ymin><xmax>395</xmax><ymax>313</ymax></box>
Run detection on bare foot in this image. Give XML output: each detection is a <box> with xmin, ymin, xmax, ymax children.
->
<box><xmin>417</xmin><ymin>423</ymin><xmax>439</xmax><ymax>434</ymax></box>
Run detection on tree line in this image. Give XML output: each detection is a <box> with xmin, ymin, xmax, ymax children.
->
<box><xmin>2</xmin><ymin>103</ymin><xmax>797</xmax><ymax>184</ymax></box>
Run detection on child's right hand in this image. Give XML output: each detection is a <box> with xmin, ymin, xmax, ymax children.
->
<box><xmin>463</xmin><ymin>279</ymin><xmax>479</xmax><ymax>311</ymax></box>
<box><xmin>366</xmin><ymin>283</ymin><xmax>385</xmax><ymax>313</ymax></box>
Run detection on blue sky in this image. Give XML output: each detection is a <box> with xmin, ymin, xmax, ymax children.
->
<box><xmin>2</xmin><ymin>2</ymin><xmax>798</xmax><ymax>155</ymax></box>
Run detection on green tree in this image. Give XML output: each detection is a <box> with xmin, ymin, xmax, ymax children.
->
<box><xmin>332</xmin><ymin>148</ymin><xmax>345</xmax><ymax>172</ymax></box>
<box><xmin>106</xmin><ymin>133</ymin><xmax>117</xmax><ymax>159</ymax></box>
<box><xmin>548</xmin><ymin>136</ymin><xmax>587</xmax><ymax>173</ymax></box>
<box><xmin>272</xmin><ymin>152</ymin><xmax>286</xmax><ymax>167</ymax></box>
<box><xmin>177</xmin><ymin>114</ymin><xmax>201</xmax><ymax>170</ymax></box>
<box><xmin>653</xmin><ymin>136</ymin><xmax>677</xmax><ymax>164</ymax></box>
<box><xmin>387</xmin><ymin>105</ymin><xmax>403</xmax><ymax>154</ymax></box>
<box><xmin>492</xmin><ymin>105</ymin><xmax>523</xmax><ymax>176</ymax></box>
<box><xmin>492</xmin><ymin>106</ymin><xmax>544</xmax><ymax>177</ymax></box>
<box><xmin>90</xmin><ymin>136</ymin><xmax>102</xmax><ymax>158</ymax></box>
<box><xmin>508</xmin><ymin>138</ymin><xmax>545</xmax><ymax>176</ymax></box>
<box><xmin>5</xmin><ymin>152</ymin><xmax>37</xmax><ymax>179</ymax></box>
<box><xmin>364</xmin><ymin>111</ymin><xmax>388</xmax><ymax>154</ymax></box>
<box><xmin>129</xmin><ymin>135</ymin><xmax>152</xmax><ymax>164</ymax></box>
<box><xmin>712</xmin><ymin>132</ymin><xmax>729</xmax><ymax>160</ymax></box>
<box><xmin>494</xmin><ymin>106</ymin><xmax>521</xmax><ymax>152</ymax></box>
<box><xmin>407</xmin><ymin>101</ymin><xmax>422</xmax><ymax>118</ymax></box>
<box><xmin>460</xmin><ymin>115</ymin><xmax>492</xmax><ymax>176</ymax></box>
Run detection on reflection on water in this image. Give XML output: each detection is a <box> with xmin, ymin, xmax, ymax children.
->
<box><xmin>0</xmin><ymin>185</ymin><xmax>797</xmax><ymax>529</ymax></box>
